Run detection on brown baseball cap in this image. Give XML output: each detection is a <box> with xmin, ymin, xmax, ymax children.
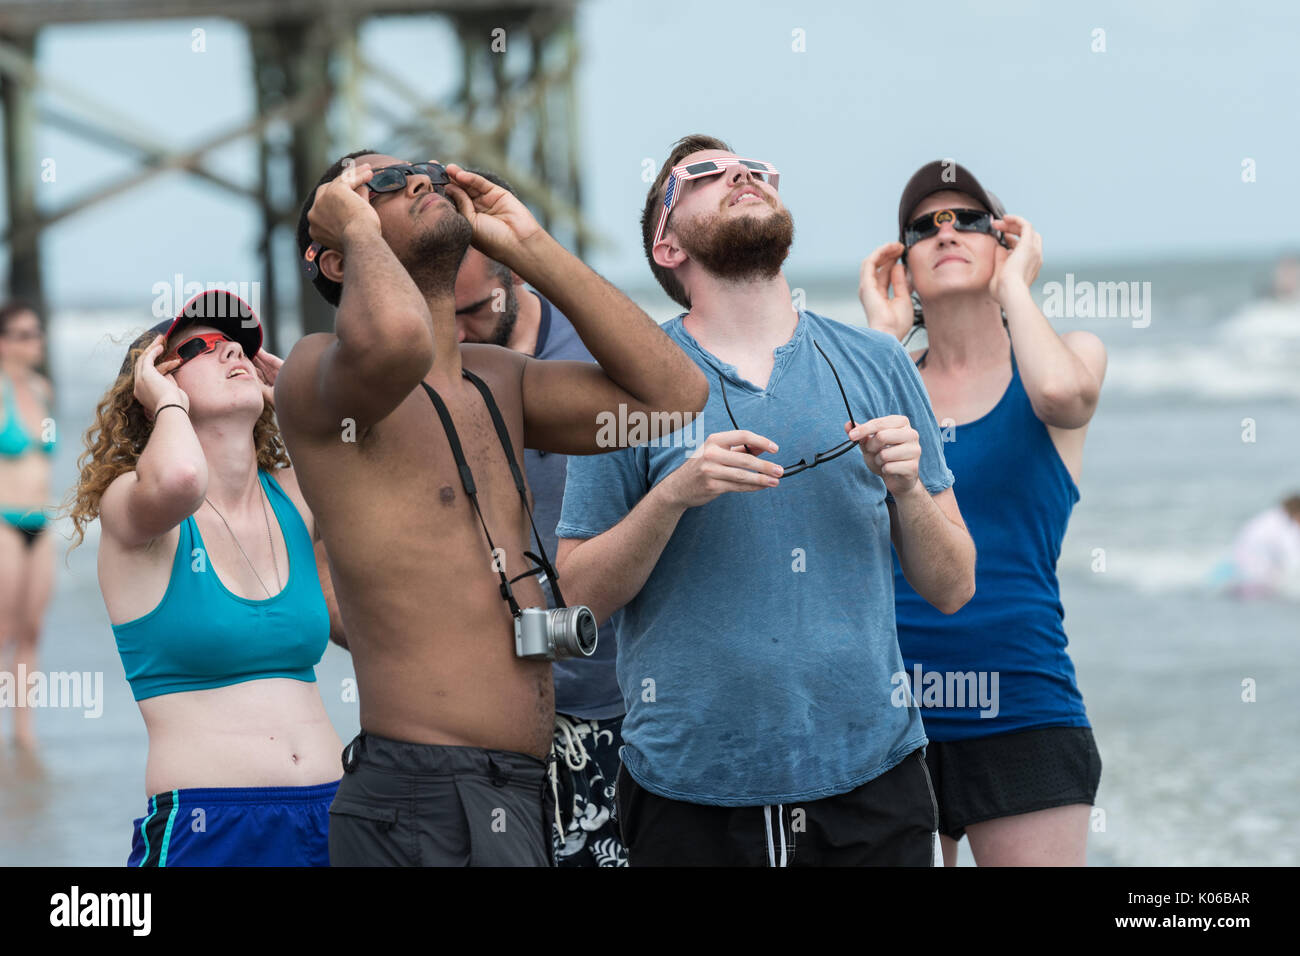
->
<box><xmin>898</xmin><ymin>160</ymin><xmax>1005</xmax><ymax>240</ymax></box>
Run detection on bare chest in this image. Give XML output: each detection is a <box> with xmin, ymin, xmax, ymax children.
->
<box><xmin>300</xmin><ymin>379</ymin><xmax>535</xmax><ymax>565</ymax></box>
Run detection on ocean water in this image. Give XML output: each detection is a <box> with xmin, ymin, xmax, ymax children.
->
<box><xmin>2</xmin><ymin>256</ymin><xmax>1297</xmax><ymax>866</ymax></box>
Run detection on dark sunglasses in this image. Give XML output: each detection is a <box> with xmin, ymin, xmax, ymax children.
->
<box><xmin>718</xmin><ymin>340</ymin><xmax>861</xmax><ymax>478</ymax></box>
<box><xmin>365</xmin><ymin>161</ymin><xmax>451</xmax><ymax>195</ymax></box>
<box><xmin>903</xmin><ymin>208</ymin><xmax>996</xmax><ymax>248</ymax></box>
<box><xmin>167</xmin><ymin>332</ymin><xmax>233</xmax><ymax>368</ymax></box>
<box><xmin>303</xmin><ymin>162</ymin><xmax>452</xmax><ymax>279</ymax></box>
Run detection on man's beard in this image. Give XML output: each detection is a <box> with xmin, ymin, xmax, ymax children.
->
<box><xmin>675</xmin><ymin>204</ymin><xmax>795</xmax><ymax>283</ymax></box>
<box><xmin>484</xmin><ymin>279</ymin><xmax>519</xmax><ymax>347</ymax></box>
<box><xmin>398</xmin><ymin>209</ymin><xmax>474</xmax><ymax>297</ymax></box>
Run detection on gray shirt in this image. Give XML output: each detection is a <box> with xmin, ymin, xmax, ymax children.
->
<box><xmin>524</xmin><ymin>291</ymin><xmax>623</xmax><ymax>720</ymax></box>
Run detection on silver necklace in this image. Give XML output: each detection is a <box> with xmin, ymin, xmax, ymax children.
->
<box><xmin>203</xmin><ymin>482</ymin><xmax>281</xmax><ymax>599</ymax></box>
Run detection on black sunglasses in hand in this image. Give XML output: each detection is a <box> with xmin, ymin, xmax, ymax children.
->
<box><xmin>717</xmin><ymin>339</ymin><xmax>861</xmax><ymax>478</ymax></box>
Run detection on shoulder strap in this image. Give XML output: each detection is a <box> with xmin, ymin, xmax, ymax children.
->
<box><xmin>420</xmin><ymin>378</ymin><xmax>521</xmax><ymax>617</ymax></box>
<box><xmin>420</xmin><ymin>371</ymin><xmax>567</xmax><ymax>616</ymax></box>
<box><xmin>419</xmin><ymin>380</ymin><xmax>479</xmax><ymax>496</ymax></box>
<box><xmin>462</xmin><ymin>369</ymin><xmax>528</xmax><ymax>498</ymax></box>
<box><xmin>460</xmin><ymin>368</ymin><xmax>568</xmax><ymax>608</ymax></box>
<box><xmin>259</xmin><ymin>468</ymin><xmax>306</xmax><ymax>542</ymax></box>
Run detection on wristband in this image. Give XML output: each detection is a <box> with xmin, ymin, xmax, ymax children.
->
<box><xmin>154</xmin><ymin>403</ymin><xmax>188</xmax><ymax>418</ymax></box>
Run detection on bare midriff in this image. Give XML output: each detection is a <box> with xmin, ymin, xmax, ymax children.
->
<box><xmin>0</xmin><ymin>450</ymin><xmax>51</xmax><ymax>510</ymax></box>
<box><xmin>138</xmin><ymin>678</ymin><xmax>343</xmax><ymax>796</ymax></box>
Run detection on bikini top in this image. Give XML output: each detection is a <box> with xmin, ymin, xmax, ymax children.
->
<box><xmin>110</xmin><ymin>470</ymin><xmax>331</xmax><ymax>701</ymax></box>
<box><xmin>0</xmin><ymin>373</ymin><xmax>56</xmax><ymax>458</ymax></box>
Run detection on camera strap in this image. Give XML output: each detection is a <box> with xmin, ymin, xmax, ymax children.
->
<box><xmin>420</xmin><ymin>369</ymin><xmax>568</xmax><ymax>619</ymax></box>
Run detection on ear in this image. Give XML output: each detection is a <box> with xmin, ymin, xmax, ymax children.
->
<box><xmin>652</xmin><ymin>235</ymin><xmax>688</xmax><ymax>271</ymax></box>
<box><xmin>319</xmin><ymin>248</ymin><xmax>345</xmax><ymax>286</ymax></box>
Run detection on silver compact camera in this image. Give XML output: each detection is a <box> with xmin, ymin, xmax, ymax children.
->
<box><xmin>514</xmin><ymin>606</ymin><xmax>598</xmax><ymax>661</ymax></box>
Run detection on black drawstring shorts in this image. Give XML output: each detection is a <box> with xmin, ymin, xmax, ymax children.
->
<box><xmin>615</xmin><ymin>747</ymin><xmax>939</xmax><ymax>866</ymax></box>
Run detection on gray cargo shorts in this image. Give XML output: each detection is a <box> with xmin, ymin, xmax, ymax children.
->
<box><xmin>328</xmin><ymin>730</ymin><xmax>553</xmax><ymax>867</ymax></box>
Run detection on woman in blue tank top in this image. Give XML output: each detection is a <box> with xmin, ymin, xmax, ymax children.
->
<box><xmin>0</xmin><ymin>300</ymin><xmax>57</xmax><ymax>749</ymax></box>
<box><xmin>66</xmin><ymin>291</ymin><xmax>345</xmax><ymax>867</ymax></box>
<box><xmin>859</xmin><ymin>162</ymin><xmax>1108</xmax><ymax>866</ymax></box>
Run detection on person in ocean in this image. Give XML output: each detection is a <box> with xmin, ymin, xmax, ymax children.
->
<box><xmin>66</xmin><ymin>290</ymin><xmax>345</xmax><ymax>866</ymax></box>
<box><xmin>1214</xmin><ymin>494</ymin><xmax>1300</xmax><ymax>599</ymax></box>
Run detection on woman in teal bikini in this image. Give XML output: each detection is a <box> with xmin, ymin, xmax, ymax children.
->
<box><xmin>68</xmin><ymin>291</ymin><xmax>345</xmax><ymax>866</ymax></box>
<box><xmin>0</xmin><ymin>300</ymin><xmax>57</xmax><ymax>749</ymax></box>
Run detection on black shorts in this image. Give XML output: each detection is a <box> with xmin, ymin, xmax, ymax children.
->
<box><xmin>328</xmin><ymin>731</ymin><xmax>553</xmax><ymax>867</ymax></box>
<box><xmin>615</xmin><ymin>747</ymin><xmax>938</xmax><ymax>866</ymax></box>
<box><xmin>924</xmin><ymin>725</ymin><xmax>1102</xmax><ymax>840</ymax></box>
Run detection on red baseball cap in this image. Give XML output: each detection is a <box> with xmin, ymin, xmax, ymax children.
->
<box><xmin>150</xmin><ymin>290</ymin><xmax>262</xmax><ymax>359</ymax></box>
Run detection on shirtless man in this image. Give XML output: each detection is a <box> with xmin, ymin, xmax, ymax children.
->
<box><xmin>275</xmin><ymin>153</ymin><xmax>707</xmax><ymax>866</ymax></box>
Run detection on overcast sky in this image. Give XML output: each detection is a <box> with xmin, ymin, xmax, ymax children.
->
<box><xmin>10</xmin><ymin>0</ymin><xmax>1299</xmax><ymax>310</ymax></box>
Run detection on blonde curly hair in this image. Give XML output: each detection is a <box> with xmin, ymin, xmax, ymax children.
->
<box><xmin>64</xmin><ymin>330</ymin><xmax>289</xmax><ymax>550</ymax></box>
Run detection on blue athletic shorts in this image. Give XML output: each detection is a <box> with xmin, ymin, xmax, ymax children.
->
<box><xmin>127</xmin><ymin>780</ymin><xmax>340</xmax><ymax>867</ymax></box>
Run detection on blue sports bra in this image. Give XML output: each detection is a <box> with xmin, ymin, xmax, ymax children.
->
<box><xmin>110</xmin><ymin>470</ymin><xmax>330</xmax><ymax>701</ymax></box>
<box><xmin>0</xmin><ymin>373</ymin><xmax>56</xmax><ymax>458</ymax></box>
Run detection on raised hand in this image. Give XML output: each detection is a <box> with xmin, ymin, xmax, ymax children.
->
<box><xmin>134</xmin><ymin>338</ymin><xmax>189</xmax><ymax>419</ymax></box>
<box><xmin>859</xmin><ymin>242</ymin><xmax>916</xmax><ymax>342</ymax></box>
<box><xmin>253</xmin><ymin>348</ymin><xmax>284</xmax><ymax>409</ymax></box>
<box><xmin>442</xmin><ymin>163</ymin><xmax>544</xmax><ymax>266</ymax></box>
<box><xmin>308</xmin><ymin>161</ymin><xmax>382</xmax><ymax>252</ymax></box>
<box><xmin>989</xmin><ymin>214</ymin><xmax>1042</xmax><ymax>303</ymax></box>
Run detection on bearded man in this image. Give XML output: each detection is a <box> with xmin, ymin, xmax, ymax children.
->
<box><xmin>551</xmin><ymin>136</ymin><xmax>976</xmax><ymax>866</ymax></box>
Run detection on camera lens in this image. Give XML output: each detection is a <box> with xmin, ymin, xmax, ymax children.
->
<box><xmin>548</xmin><ymin>605</ymin><xmax>597</xmax><ymax>659</ymax></box>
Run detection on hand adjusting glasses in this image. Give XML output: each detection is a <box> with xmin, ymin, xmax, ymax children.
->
<box><xmin>303</xmin><ymin>162</ymin><xmax>452</xmax><ymax>279</ymax></box>
<box><xmin>653</xmin><ymin>156</ymin><xmax>780</xmax><ymax>248</ymax></box>
<box><xmin>717</xmin><ymin>340</ymin><xmax>861</xmax><ymax>478</ymax></box>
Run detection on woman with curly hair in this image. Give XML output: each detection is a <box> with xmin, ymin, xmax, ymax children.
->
<box><xmin>0</xmin><ymin>300</ymin><xmax>56</xmax><ymax>748</ymax></box>
<box><xmin>68</xmin><ymin>290</ymin><xmax>344</xmax><ymax>866</ymax></box>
